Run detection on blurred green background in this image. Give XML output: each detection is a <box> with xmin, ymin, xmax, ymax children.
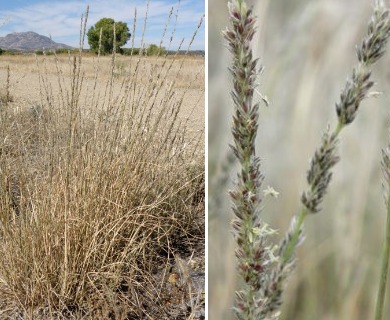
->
<box><xmin>208</xmin><ymin>0</ymin><xmax>390</xmax><ymax>319</ymax></box>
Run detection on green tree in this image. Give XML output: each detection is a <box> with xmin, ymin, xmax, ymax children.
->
<box><xmin>87</xmin><ymin>18</ymin><xmax>130</xmax><ymax>54</ymax></box>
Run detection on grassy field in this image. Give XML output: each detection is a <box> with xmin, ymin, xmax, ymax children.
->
<box><xmin>0</xmin><ymin>50</ymin><xmax>204</xmax><ymax>319</ymax></box>
<box><xmin>209</xmin><ymin>0</ymin><xmax>390</xmax><ymax>319</ymax></box>
<box><xmin>0</xmin><ymin>54</ymin><xmax>204</xmax><ymax>132</ymax></box>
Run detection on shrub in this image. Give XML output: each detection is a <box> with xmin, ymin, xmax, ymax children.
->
<box><xmin>120</xmin><ymin>47</ymin><xmax>140</xmax><ymax>56</ymax></box>
<box><xmin>146</xmin><ymin>44</ymin><xmax>166</xmax><ymax>56</ymax></box>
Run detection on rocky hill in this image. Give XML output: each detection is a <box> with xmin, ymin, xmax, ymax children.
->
<box><xmin>0</xmin><ymin>31</ymin><xmax>73</xmax><ymax>52</ymax></box>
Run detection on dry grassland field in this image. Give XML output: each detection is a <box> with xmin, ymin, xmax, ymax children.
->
<box><xmin>0</xmin><ymin>54</ymin><xmax>204</xmax><ymax>136</ymax></box>
<box><xmin>210</xmin><ymin>0</ymin><xmax>390</xmax><ymax>319</ymax></box>
<box><xmin>0</xmin><ymin>51</ymin><xmax>204</xmax><ymax>319</ymax></box>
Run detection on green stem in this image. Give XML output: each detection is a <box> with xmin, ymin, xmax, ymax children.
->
<box><xmin>282</xmin><ymin>207</ymin><xmax>308</xmax><ymax>263</ymax></box>
<box><xmin>335</xmin><ymin>121</ymin><xmax>344</xmax><ymax>136</ymax></box>
<box><xmin>374</xmin><ymin>187</ymin><xmax>390</xmax><ymax>320</ymax></box>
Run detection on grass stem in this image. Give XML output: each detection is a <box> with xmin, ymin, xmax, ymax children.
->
<box><xmin>375</xmin><ymin>148</ymin><xmax>390</xmax><ymax>320</ymax></box>
<box><xmin>282</xmin><ymin>208</ymin><xmax>307</xmax><ymax>263</ymax></box>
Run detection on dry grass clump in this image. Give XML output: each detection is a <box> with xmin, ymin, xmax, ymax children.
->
<box><xmin>0</xmin><ymin>65</ymin><xmax>13</xmax><ymax>106</ymax></box>
<box><xmin>0</xmin><ymin>5</ymin><xmax>204</xmax><ymax>320</ymax></box>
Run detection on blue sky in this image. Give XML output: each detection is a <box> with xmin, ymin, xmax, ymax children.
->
<box><xmin>0</xmin><ymin>0</ymin><xmax>205</xmax><ymax>50</ymax></box>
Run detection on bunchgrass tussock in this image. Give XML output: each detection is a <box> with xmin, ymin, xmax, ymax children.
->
<box><xmin>224</xmin><ymin>0</ymin><xmax>390</xmax><ymax>319</ymax></box>
<box><xmin>0</xmin><ymin>2</ymin><xmax>204</xmax><ymax>319</ymax></box>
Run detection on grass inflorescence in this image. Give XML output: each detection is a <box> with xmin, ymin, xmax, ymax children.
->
<box><xmin>224</xmin><ymin>0</ymin><xmax>279</xmax><ymax>318</ymax></box>
<box><xmin>282</xmin><ymin>2</ymin><xmax>390</xmax><ymax>268</ymax></box>
<box><xmin>224</xmin><ymin>0</ymin><xmax>390</xmax><ymax>319</ymax></box>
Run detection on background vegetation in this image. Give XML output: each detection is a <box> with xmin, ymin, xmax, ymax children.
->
<box><xmin>87</xmin><ymin>18</ymin><xmax>130</xmax><ymax>54</ymax></box>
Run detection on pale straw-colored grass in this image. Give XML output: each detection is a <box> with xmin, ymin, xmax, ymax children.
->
<box><xmin>0</xmin><ymin>3</ymin><xmax>204</xmax><ymax>319</ymax></box>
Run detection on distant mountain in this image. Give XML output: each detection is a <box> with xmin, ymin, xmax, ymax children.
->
<box><xmin>0</xmin><ymin>31</ymin><xmax>74</xmax><ymax>52</ymax></box>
